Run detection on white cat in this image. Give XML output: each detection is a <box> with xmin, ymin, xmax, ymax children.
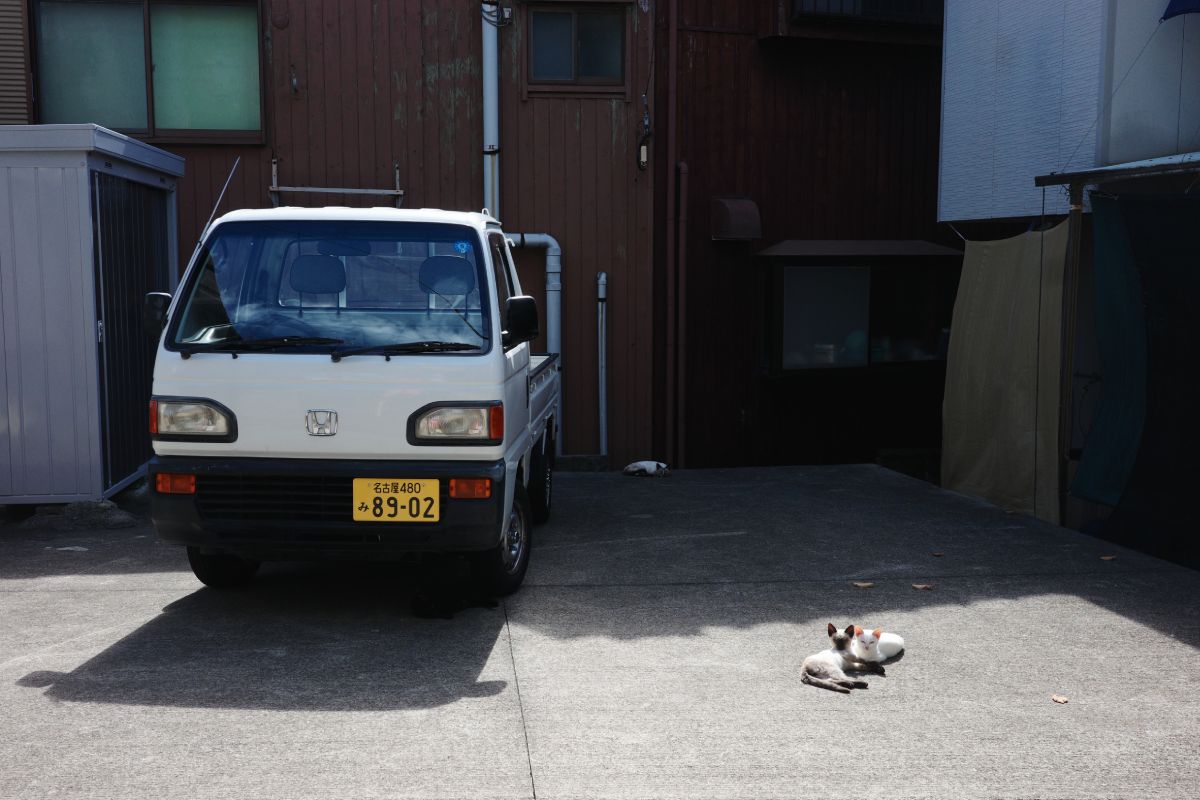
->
<box><xmin>851</xmin><ymin>626</ymin><xmax>905</xmax><ymax>662</ymax></box>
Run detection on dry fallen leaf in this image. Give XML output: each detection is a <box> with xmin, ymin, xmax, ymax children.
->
<box><xmin>931</xmin><ymin>552</ymin><xmax>945</xmax><ymax>558</ymax></box>
<box><xmin>1100</xmin><ymin>555</ymin><xmax>1117</xmax><ymax>561</ymax></box>
<box><xmin>912</xmin><ymin>583</ymin><xmax>935</xmax><ymax>591</ymax></box>
<box><xmin>1051</xmin><ymin>694</ymin><xmax>1069</xmax><ymax>704</ymax></box>
<box><xmin>851</xmin><ymin>581</ymin><xmax>875</xmax><ymax>589</ymax></box>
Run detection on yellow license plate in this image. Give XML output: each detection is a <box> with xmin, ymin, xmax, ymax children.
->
<box><xmin>352</xmin><ymin>479</ymin><xmax>440</xmax><ymax>522</ymax></box>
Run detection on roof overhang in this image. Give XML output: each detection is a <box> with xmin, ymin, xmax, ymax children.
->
<box><xmin>1035</xmin><ymin>151</ymin><xmax>1200</xmax><ymax>188</ymax></box>
<box><xmin>757</xmin><ymin>239</ymin><xmax>962</xmax><ymax>259</ymax></box>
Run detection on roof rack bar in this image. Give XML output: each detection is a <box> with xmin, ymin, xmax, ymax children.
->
<box><xmin>270</xmin><ymin>159</ymin><xmax>405</xmax><ymax>207</ymax></box>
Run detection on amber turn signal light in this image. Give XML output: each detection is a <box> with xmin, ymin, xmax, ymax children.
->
<box><xmin>155</xmin><ymin>473</ymin><xmax>196</xmax><ymax>495</ymax></box>
<box><xmin>449</xmin><ymin>478</ymin><xmax>491</xmax><ymax>499</ymax></box>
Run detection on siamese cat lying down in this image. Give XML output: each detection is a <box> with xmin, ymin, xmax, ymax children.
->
<box><xmin>801</xmin><ymin>623</ymin><xmax>886</xmax><ymax>694</ymax></box>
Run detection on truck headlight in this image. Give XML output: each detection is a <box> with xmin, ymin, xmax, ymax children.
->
<box><xmin>151</xmin><ymin>398</ymin><xmax>237</xmax><ymax>441</ymax></box>
<box><xmin>409</xmin><ymin>403</ymin><xmax>503</xmax><ymax>445</ymax></box>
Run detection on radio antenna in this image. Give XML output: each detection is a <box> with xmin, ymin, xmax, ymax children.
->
<box><xmin>186</xmin><ymin>156</ymin><xmax>241</xmax><ymax>267</ymax></box>
<box><xmin>200</xmin><ymin>156</ymin><xmax>241</xmax><ymax>241</ymax></box>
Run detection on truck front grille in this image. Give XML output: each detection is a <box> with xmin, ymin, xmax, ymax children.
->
<box><xmin>196</xmin><ymin>475</ymin><xmax>353</xmax><ymax>522</ymax></box>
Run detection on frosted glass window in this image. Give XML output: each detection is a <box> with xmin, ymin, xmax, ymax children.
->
<box><xmin>781</xmin><ymin>267</ymin><xmax>870</xmax><ymax>369</ymax></box>
<box><xmin>530</xmin><ymin>11</ymin><xmax>574</xmax><ymax>81</ymax></box>
<box><xmin>578</xmin><ymin>12</ymin><xmax>623</xmax><ymax>81</ymax></box>
<box><xmin>37</xmin><ymin>2</ymin><xmax>148</xmax><ymax>130</ymax></box>
<box><xmin>34</xmin><ymin>1</ymin><xmax>261</xmax><ymax>136</ymax></box>
<box><xmin>151</xmin><ymin>4</ymin><xmax>261</xmax><ymax>130</ymax></box>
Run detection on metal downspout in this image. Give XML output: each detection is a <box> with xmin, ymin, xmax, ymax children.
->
<box><xmin>482</xmin><ymin>2</ymin><xmax>500</xmax><ymax>217</ymax></box>
<box><xmin>597</xmin><ymin>272</ymin><xmax>608</xmax><ymax>457</ymax></box>
<box><xmin>664</xmin><ymin>0</ymin><xmax>680</xmax><ymax>464</ymax></box>
<box><xmin>512</xmin><ymin>233</ymin><xmax>564</xmax><ymax>457</ymax></box>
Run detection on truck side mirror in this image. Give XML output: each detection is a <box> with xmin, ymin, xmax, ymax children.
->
<box><xmin>503</xmin><ymin>295</ymin><xmax>539</xmax><ymax>348</ymax></box>
<box><xmin>143</xmin><ymin>292</ymin><xmax>172</xmax><ymax>337</ymax></box>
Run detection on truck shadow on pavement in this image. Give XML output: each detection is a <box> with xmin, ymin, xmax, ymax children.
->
<box><xmin>16</xmin><ymin>563</ymin><xmax>509</xmax><ymax>710</ymax></box>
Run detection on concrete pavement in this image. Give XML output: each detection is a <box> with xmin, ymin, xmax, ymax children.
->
<box><xmin>2</xmin><ymin>465</ymin><xmax>1197</xmax><ymax>799</ymax></box>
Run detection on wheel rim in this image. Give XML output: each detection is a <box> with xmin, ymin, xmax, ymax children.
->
<box><xmin>502</xmin><ymin>502</ymin><xmax>527</xmax><ymax>574</ymax></box>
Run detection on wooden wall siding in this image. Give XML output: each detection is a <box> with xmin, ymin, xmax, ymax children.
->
<box><xmin>165</xmin><ymin>1</ymin><xmax>653</xmax><ymax>464</ymax></box>
<box><xmin>498</xmin><ymin>2</ymin><xmax>656</xmax><ymax>462</ymax></box>
<box><xmin>671</xmin><ymin>24</ymin><xmax>944</xmax><ymax>466</ymax></box>
<box><xmin>172</xmin><ymin>0</ymin><xmax>484</xmax><ymax>255</ymax></box>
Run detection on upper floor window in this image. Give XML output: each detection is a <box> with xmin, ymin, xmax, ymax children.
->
<box><xmin>34</xmin><ymin>0</ymin><xmax>262</xmax><ymax>142</ymax></box>
<box><xmin>528</xmin><ymin>4</ymin><xmax>626</xmax><ymax>90</ymax></box>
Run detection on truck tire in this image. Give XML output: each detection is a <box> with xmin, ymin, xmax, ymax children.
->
<box><xmin>187</xmin><ymin>546</ymin><xmax>260</xmax><ymax>589</ymax></box>
<box><xmin>472</xmin><ymin>482</ymin><xmax>532</xmax><ymax>596</ymax></box>
<box><xmin>529</xmin><ymin>432</ymin><xmax>554</xmax><ymax>524</ymax></box>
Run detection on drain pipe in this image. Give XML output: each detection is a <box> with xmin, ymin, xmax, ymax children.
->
<box><xmin>597</xmin><ymin>272</ymin><xmax>608</xmax><ymax>457</ymax></box>
<box><xmin>482</xmin><ymin>2</ymin><xmax>500</xmax><ymax>217</ymax></box>
<box><xmin>512</xmin><ymin>233</ymin><xmax>563</xmax><ymax>456</ymax></box>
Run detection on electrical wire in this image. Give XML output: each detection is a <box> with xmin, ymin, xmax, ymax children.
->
<box><xmin>1057</xmin><ymin>21</ymin><xmax>1164</xmax><ymax>176</ymax></box>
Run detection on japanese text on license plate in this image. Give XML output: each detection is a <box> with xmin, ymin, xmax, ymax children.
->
<box><xmin>352</xmin><ymin>479</ymin><xmax>440</xmax><ymax>522</ymax></box>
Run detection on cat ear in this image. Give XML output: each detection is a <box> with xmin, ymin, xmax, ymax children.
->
<box><xmin>827</xmin><ymin>623</ymin><xmax>836</xmax><ymax>636</ymax></box>
<box><xmin>844</xmin><ymin>625</ymin><xmax>855</xmax><ymax>636</ymax></box>
<box><xmin>873</xmin><ymin>628</ymin><xmax>882</xmax><ymax>638</ymax></box>
<box><xmin>854</xmin><ymin>626</ymin><xmax>863</xmax><ymax>636</ymax></box>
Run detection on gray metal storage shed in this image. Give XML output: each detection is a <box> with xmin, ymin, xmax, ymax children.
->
<box><xmin>1</xmin><ymin>124</ymin><xmax>184</xmax><ymax>504</ymax></box>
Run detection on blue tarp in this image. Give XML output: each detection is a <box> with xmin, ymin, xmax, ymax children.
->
<box><xmin>1076</xmin><ymin>194</ymin><xmax>1200</xmax><ymax>567</ymax></box>
<box><xmin>1162</xmin><ymin>0</ymin><xmax>1200</xmax><ymax>21</ymax></box>
<box><xmin>1070</xmin><ymin>196</ymin><xmax>1145</xmax><ymax>507</ymax></box>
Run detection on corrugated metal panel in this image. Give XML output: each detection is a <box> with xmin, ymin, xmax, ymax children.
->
<box><xmin>939</xmin><ymin>0</ymin><xmax>1104</xmax><ymax>221</ymax></box>
<box><xmin>0</xmin><ymin>0</ymin><xmax>29</xmax><ymax>124</ymax></box>
<box><xmin>0</xmin><ymin>163</ymin><xmax>99</xmax><ymax>500</ymax></box>
<box><xmin>93</xmin><ymin>172</ymin><xmax>170</xmax><ymax>491</ymax></box>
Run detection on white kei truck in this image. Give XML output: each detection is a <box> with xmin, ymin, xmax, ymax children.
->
<box><xmin>142</xmin><ymin>207</ymin><xmax>559</xmax><ymax>595</ymax></box>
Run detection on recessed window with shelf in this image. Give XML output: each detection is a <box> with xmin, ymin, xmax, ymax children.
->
<box><xmin>760</xmin><ymin>241</ymin><xmax>962</xmax><ymax>373</ymax></box>
<box><xmin>527</xmin><ymin>3</ymin><xmax>628</xmax><ymax>95</ymax></box>
<box><xmin>33</xmin><ymin>0</ymin><xmax>263</xmax><ymax>142</ymax></box>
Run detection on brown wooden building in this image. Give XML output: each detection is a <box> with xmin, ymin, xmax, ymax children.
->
<box><xmin>1</xmin><ymin>0</ymin><xmax>949</xmax><ymax>469</ymax></box>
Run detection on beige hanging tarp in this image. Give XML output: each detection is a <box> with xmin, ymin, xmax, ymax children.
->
<box><xmin>941</xmin><ymin>222</ymin><xmax>1068</xmax><ymax>523</ymax></box>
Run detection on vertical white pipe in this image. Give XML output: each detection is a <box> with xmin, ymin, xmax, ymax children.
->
<box><xmin>513</xmin><ymin>233</ymin><xmax>563</xmax><ymax>456</ymax></box>
<box><xmin>597</xmin><ymin>272</ymin><xmax>608</xmax><ymax>457</ymax></box>
<box><xmin>482</xmin><ymin>4</ymin><xmax>500</xmax><ymax>217</ymax></box>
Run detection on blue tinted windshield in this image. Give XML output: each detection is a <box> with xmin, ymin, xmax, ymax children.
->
<box><xmin>170</xmin><ymin>221</ymin><xmax>490</xmax><ymax>352</ymax></box>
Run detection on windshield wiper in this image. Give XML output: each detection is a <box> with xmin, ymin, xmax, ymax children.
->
<box><xmin>331</xmin><ymin>341</ymin><xmax>482</xmax><ymax>362</ymax></box>
<box><xmin>179</xmin><ymin>336</ymin><xmax>344</xmax><ymax>357</ymax></box>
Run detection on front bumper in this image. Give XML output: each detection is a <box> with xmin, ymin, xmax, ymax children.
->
<box><xmin>148</xmin><ymin>456</ymin><xmax>506</xmax><ymax>560</ymax></box>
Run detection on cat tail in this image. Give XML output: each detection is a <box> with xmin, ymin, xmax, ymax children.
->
<box><xmin>801</xmin><ymin>672</ymin><xmax>851</xmax><ymax>694</ymax></box>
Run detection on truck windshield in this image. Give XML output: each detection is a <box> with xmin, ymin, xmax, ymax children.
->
<box><xmin>170</xmin><ymin>220</ymin><xmax>490</xmax><ymax>353</ymax></box>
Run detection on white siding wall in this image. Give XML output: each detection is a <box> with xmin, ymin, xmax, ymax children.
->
<box><xmin>939</xmin><ymin>0</ymin><xmax>1106</xmax><ymax>221</ymax></box>
<box><xmin>941</xmin><ymin>1</ymin><xmax>1200</xmax><ymax>222</ymax></box>
<box><xmin>1103</xmin><ymin>6</ymin><xmax>1200</xmax><ymax>164</ymax></box>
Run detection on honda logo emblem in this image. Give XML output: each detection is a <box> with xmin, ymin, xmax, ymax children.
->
<box><xmin>305</xmin><ymin>410</ymin><xmax>338</xmax><ymax>436</ymax></box>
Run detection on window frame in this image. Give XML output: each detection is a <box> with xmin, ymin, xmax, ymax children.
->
<box><xmin>524</xmin><ymin>2</ymin><xmax>631</xmax><ymax>99</ymax></box>
<box><xmin>30</xmin><ymin>0</ymin><xmax>266</xmax><ymax>145</ymax></box>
